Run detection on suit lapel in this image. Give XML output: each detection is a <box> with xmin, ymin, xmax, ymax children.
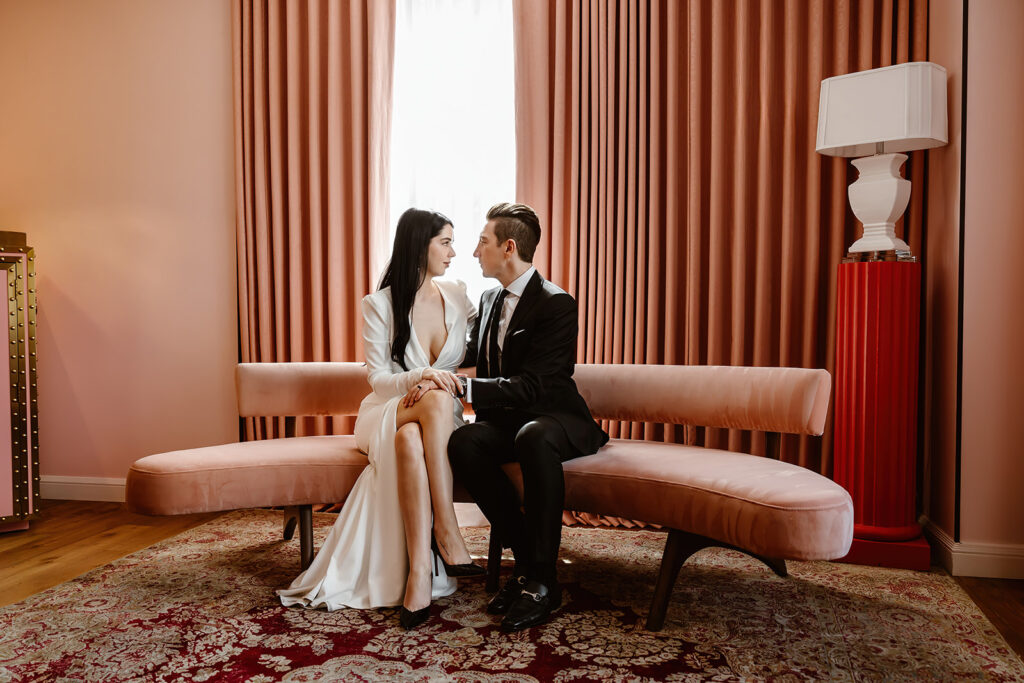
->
<box><xmin>505</xmin><ymin>271</ymin><xmax>544</xmax><ymax>340</ymax></box>
<box><xmin>478</xmin><ymin>287</ymin><xmax>501</xmax><ymax>377</ymax></box>
<box><xmin>483</xmin><ymin>287</ymin><xmax>503</xmax><ymax>333</ymax></box>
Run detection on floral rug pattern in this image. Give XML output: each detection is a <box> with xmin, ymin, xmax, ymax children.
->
<box><xmin>1</xmin><ymin>509</ymin><xmax>1022</xmax><ymax>681</ymax></box>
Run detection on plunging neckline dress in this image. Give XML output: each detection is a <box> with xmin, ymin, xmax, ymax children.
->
<box><xmin>278</xmin><ymin>279</ymin><xmax>476</xmax><ymax>610</ymax></box>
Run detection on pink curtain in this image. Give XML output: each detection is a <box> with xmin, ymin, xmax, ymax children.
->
<box><xmin>514</xmin><ymin>0</ymin><xmax>928</xmax><ymax>476</ymax></box>
<box><xmin>233</xmin><ymin>0</ymin><xmax>395</xmax><ymax>438</ymax></box>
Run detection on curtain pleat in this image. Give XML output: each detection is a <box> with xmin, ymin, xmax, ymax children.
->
<box><xmin>514</xmin><ymin>0</ymin><xmax>927</xmax><ymax>475</ymax></box>
<box><xmin>233</xmin><ymin>0</ymin><xmax>395</xmax><ymax>439</ymax></box>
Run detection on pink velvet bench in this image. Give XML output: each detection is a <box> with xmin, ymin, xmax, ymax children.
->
<box><xmin>126</xmin><ymin>362</ymin><xmax>852</xmax><ymax>631</ymax></box>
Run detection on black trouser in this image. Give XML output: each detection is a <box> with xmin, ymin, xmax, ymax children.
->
<box><xmin>448</xmin><ymin>414</ymin><xmax>580</xmax><ymax>586</ymax></box>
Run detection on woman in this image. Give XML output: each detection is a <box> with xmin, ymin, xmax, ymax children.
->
<box><xmin>279</xmin><ymin>208</ymin><xmax>483</xmax><ymax>629</ymax></box>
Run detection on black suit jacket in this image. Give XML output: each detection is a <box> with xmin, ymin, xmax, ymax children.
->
<box><xmin>463</xmin><ymin>271</ymin><xmax>608</xmax><ymax>456</ymax></box>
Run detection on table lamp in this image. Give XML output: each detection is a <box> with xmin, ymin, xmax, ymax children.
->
<box><xmin>817</xmin><ymin>61</ymin><xmax>947</xmax><ymax>253</ymax></box>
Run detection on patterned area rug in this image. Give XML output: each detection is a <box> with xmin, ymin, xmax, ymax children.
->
<box><xmin>2</xmin><ymin>510</ymin><xmax>1022</xmax><ymax>682</ymax></box>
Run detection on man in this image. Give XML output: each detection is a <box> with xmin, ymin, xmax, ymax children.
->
<box><xmin>449</xmin><ymin>202</ymin><xmax>608</xmax><ymax>632</ymax></box>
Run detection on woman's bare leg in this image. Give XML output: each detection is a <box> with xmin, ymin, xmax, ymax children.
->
<box><xmin>397</xmin><ymin>390</ymin><xmax>473</xmax><ymax>566</ymax></box>
<box><xmin>394</xmin><ymin>422</ymin><xmax>432</xmax><ymax>612</ymax></box>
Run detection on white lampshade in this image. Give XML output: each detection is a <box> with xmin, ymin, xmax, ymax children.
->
<box><xmin>816</xmin><ymin>62</ymin><xmax>947</xmax><ymax>157</ymax></box>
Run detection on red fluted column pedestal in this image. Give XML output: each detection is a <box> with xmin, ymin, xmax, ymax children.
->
<box><xmin>834</xmin><ymin>257</ymin><xmax>930</xmax><ymax>570</ymax></box>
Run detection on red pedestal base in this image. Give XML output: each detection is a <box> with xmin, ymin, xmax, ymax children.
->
<box><xmin>837</xmin><ymin>535</ymin><xmax>931</xmax><ymax>571</ymax></box>
<box><xmin>834</xmin><ymin>260</ymin><xmax>925</xmax><ymax>568</ymax></box>
<box><xmin>0</xmin><ymin>520</ymin><xmax>29</xmax><ymax>534</ymax></box>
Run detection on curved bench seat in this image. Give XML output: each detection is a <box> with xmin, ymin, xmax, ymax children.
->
<box><xmin>562</xmin><ymin>442</ymin><xmax>852</xmax><ymax>561</ymax></box>
<box><xmin>127</xmin><ymin>436</ymin><xmax>367</xmax><ymax>515</ymax></box>
<box><xmin>129</xmin><ymin>437</ymin><xmax>852</xmax><ymax>562</ymax></box>
<box><xmin>490</xmin><ymin>441</ymin><xmax>853</xmax><ymax>563</ymax></box>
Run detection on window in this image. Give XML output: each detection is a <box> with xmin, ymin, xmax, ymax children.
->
<box><xmin>389</xmin><ymin>0</ymin><xmax>515</xmax><ymax>305</ymax></box>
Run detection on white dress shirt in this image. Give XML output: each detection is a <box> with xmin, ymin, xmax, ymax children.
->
<box><xmin>468</xmin><ymin>266</ymin><xmax>536</xmax><ymax>403</ymax></box>
<box><xmin>495</xmin><ymin>266</ymin><xmax>535</xmax><ymax>353</ymax></box>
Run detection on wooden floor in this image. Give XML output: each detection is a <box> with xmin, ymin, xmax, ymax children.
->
<box><xmin>0</xmin><ymin>499</ymin><xmax>221</xmax><ymax>607</ymax></box>
<box><xmin>956</xmin><ymin>575</ymin><xmax>1024</xmax><ymax>659</ymax></box>
<box><xmin>1</xmin><ymin>499</ymin><xmax>1023</xmax><ymax>660</ymax></box>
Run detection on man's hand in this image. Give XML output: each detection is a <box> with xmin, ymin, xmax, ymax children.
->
<box><xmin>421</xmin><ymin>368</ymin><xmax>461</xmax><ymax>396</ymax></box>
<box><xmin>403</xmin><ymin>369</ymin><xmax>464</xmax><ymax>408</ymax></box>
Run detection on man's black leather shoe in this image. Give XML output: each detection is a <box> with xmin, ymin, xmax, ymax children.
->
<box><xmin>486</xmin><ymin>575</ymin><xmax>527</xmax><ymax>615</ymax></box>
<box><xmin>500</xmin><ymin>580</ymin><xmax>561</xmax><ymax>632</ymax></box>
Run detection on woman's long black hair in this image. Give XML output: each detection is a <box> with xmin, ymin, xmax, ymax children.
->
<box><xmin>378</xmin><ymin>207</ymin><xmax>453</xmax><ymax>370</ymax></box>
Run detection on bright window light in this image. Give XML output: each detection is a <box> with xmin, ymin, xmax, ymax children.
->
<box><xmin>389</xmin><ymin>0</ymin><xmax>516</xmax><ymax>306</ymax></box>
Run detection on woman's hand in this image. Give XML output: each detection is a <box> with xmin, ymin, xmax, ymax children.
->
<box><xmin>402</xmin><ymin>378</ymin><xmax>445</xmax><ymax>408</ymax></box>
<box><xmin>420</xmin><ymin>368</ymin><xmax>461</xmax><ymax>397</ymax></box>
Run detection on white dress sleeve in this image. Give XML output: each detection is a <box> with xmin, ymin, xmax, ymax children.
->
<box><xmin>361</xmin><ymin>292</ymin><xmax>426</xmax><ymax>399</ymax></box>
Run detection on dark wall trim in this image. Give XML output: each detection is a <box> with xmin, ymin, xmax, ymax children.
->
<box><xmin>917</xmin><ymin>0</ymin><xmax>930</xmax><ymax>530</ymax></box>
<box><xmin>954</xmin><ymin>0</ymin><xmax>969</xmax><ymax>544</ymax></box>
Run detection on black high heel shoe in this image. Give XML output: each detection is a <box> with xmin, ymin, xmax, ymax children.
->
<box><xmin>400</xmin><ymin>559</ymin><xmax>436</xmax><ymax>630</ymax></box>
<box><xmin>432</xmin><ymin>536</ymin><xmax>486</xmax><ymax>577</ymax></box>
<box><xmin>399</xmin><ymin>604</ymin><xmax>430</xmax><ymax>630</ymax></box>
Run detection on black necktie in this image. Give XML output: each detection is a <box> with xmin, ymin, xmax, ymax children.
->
<box><xmin>487</xmin><ymin>289</ymin><xmax>509</xmax><ymax>377</ymax></box>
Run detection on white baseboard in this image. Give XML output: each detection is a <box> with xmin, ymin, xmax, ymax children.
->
<box><xmin>40</xmin><ymin>476</ymin><xmax>126</xmax><ymax>503</ymax></box>
<box><xmin>924</xmin><ymin>518</ymin><xmax>1024</xmax><ymax>579</ymax></box>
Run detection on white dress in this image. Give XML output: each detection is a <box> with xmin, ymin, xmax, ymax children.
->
<box><xmin>278</xmin><ymin>279</ymin><xmax>477</xmax><ymax>610</ymax></box>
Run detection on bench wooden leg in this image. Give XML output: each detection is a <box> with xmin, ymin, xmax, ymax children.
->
<box><xmin>486</xmin><ymin>531</ymin><xmax>502</xmax><ymax>592</ymax></box>
<box><xmin>298</xmin><ymin>505</ymin><xmax>313</xmax><ymax>570</ymax></box>
<box><xmin>646</xmin><ymin>529</ymin><xmax>695</xmax><ymax>631</ymax></box>
<box><xmin>282</xmin><ymin>507</ymin><xmax>300</xmax><ymax>540</ymax></box>
<box><xmin>646</xmin><ymin>529</ymin><xmax>788</xmax><ymax>631</ymax></box>
<box><xmin>282</xmin><ymin>505</ymin><xmax>315</xmax><ymax>570</ymax></box>
<box><xmin>750</xmin><ymin>552</ymin><xmax>788</xmax><ymax>578</ymax></box>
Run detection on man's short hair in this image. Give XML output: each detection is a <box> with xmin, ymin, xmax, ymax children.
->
<box><xmin>486</xmin><ymin>202</ymin><xmax>541</xmax><ymax>263</ymax></box>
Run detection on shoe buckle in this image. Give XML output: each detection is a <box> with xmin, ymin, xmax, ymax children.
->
<box><xmin>522</xmin><ymin>589</ymin><xmax>543</xmax><ymax>603</ymax></box>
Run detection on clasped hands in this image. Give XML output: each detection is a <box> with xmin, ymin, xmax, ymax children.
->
<box><xmin>402</xmin><ymin>368</ymin><xmax>467</xmax><ymax>408</ymax></box>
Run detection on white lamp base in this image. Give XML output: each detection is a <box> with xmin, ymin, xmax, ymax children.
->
<box><xmin>847</xmin><ymin>153</ymin><xmax>912</xmax><ymax>254</ymax></box>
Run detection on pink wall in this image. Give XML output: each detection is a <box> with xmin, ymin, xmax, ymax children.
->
<box><xmin>0</xmin><ymin>1</ymin><xmax>239</xmax><ymax>480</ymax></box>
<box><xmin>922</xmin><ymin>0</ymin><xmax>964</xmax><ymax>541</ymax></box>
<box><xmin>960</xmin><ymin>0</ymin><xmax>1024</xmax><ymax>547</ymax></box>
<box><xmin>924</xmin><ymin>0</ymin><xmax>1024</xmax><ymax>575</ymax></box>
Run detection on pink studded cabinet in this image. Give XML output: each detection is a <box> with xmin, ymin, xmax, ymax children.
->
<box><xmin>0</xmin><ymin>231</ymin><xmax>38</xmax><ymax>534</ymax></box>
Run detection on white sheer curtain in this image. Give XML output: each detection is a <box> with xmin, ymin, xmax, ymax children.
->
<box><xmin>388</xmin><ymin>0</ymin><xmax>515</xmax><ymax>305</ymax></box>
